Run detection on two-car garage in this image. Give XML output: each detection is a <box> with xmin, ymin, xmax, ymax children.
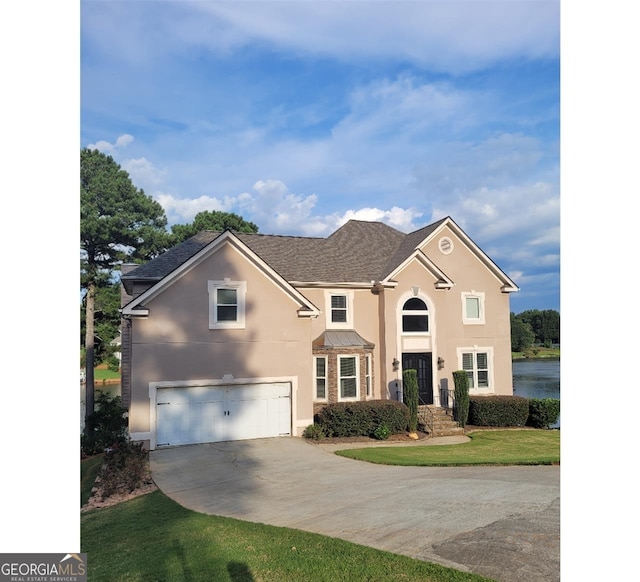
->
<box><xmin>155</xmin><ymin>382</ymin><xmax>292</xmax><ymax>448</ymax></box>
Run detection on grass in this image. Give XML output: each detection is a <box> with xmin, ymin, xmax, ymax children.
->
<box><xmin>81</xmin><ymin>454</ymin><xmax>103</xmax><ymax>506</ymax></box>
<box><xmin>81</xmin><ymin>489</ymin><xmax>493</xmax><ymax>582</ymax></box>
<box><xmin>335</xmin><ymin>429</ymin><xmax>560</xmax><ymax>466</ymax></box>
<box><xmin>93</xmin><ymin>367</ymin><xmax>121</xmax><ymax>381</ymax></box>
<box><xmin>512</xmin><ymin>346</ymin><xmax>560</xmax><ymax>359</ymax></box>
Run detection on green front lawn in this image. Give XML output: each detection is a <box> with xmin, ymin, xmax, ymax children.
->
<box><xmin>93</xmin><ymin>368</ymin><xmax>120</xmax><ymax>381</ymax></box>
<box><xmin>81</xmin><ymin>454</ymin><xmax>103</xmax><ymax>506</ymax></box>
<box><xmin>81</xmin><ymin>490</ymin><xmax>493</xmax><ymax>582</ymax></box>
<box><xmin>335</xmin><ymin>429</ymin><xmax>560</xmax><ymax>466</ymax></box>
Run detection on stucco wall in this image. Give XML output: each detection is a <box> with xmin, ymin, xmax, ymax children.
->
<box><xmin>382</xmin><ymin>225</ymin><xmax>514</xmax><ymax>403</ymax></box>
<box><xmin>128</xmin><ymin>243</ymin><xmax>313</xmax><ymax>438</ymax></box>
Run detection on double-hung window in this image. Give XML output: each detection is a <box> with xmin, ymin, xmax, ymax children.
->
<box><xmin>314</xmin><ymin>356</ymin><xmax>327</xmax><ymax>401</ymax></box>
<box><xmin>208</xmin><ymin>280</ymin><xmax>246</xmax><ymax>329</ymax></box>
<box><xmin>338</xmin><ymin>355</ymin><xmax>358</xmax><ymax>400</ymax></box>
<box><xmin>459</xmin><ymin>348</ymin><xmax>492</xmax><ymax>391</ymax></box>
<box><xmin>365</xmin><ymin>354</ymin><xmax>372</xmax><ymax>397</ymax></box>
<box><xmin>325</xmin><ymin>291</ymin><xmax>353</xmax><ymax>329</ymax></box>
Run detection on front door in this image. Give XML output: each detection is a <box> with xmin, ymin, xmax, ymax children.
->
<box><xmin>402</xmin><ymin>352</ymin><xmax>433</xmax><ymax>405</ymax></box>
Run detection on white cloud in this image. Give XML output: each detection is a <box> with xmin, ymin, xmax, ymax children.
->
<box><xmin>155</xmin><ymin>193</ymin><xmax>229</xmax><ymax>225</ymax></box>
<box><xmin>86</xmin><ymin>133</ymin><xmax>134</xmax><ymax>153</ymax></box>
<box><xmin>83</xmin><ymin>2</ymin><xmax>558</xmax><ymax>74</ymax></box>
<box><xmin>195</xmin><ymin>1</ymin><xmax>559</xmax><ymax>73</ymax></box>
<box><xmin>337</xmin><ymin>207</ymin><xmax>423</xmax><ymax>233</ymax></box>
<box><xmin>235</xmin><ymin>179</ymin><xmax>321</xmax><ymax>234</ymax></box>
<box><xmin>120</xmin><ymin>157</ymin><xmax>167</xmax><ymax>190</ymax></box>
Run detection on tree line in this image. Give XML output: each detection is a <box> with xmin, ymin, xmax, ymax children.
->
<box><xmin>510</xmin><ymin>309</ymin><xmax>560</xmax><ymax>352</ymax></box>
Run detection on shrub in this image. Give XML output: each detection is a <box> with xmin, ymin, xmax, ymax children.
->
<box><xmin>373</xmin><ymin>424</ymin><xmax>391</xmax><ymax>440</ymax></box>
<box><xmin>315</xmin><ymin>400</ymin><xmax>410</xmax><ymax>438</ymax></box>
<box><xmin>81</xmin><ymin>393</ymin><xmax>128</xmax><ymax>456</ymax></box>
<box><xmin>527</xmin><ymin>398</ymin><xmax>560</xmax><ymax>428</ymax></box>
<box><xmin>98</xmin><ymin>440</ymin><xmax>148</xmax><ymax>499</ymax></box>
<box><xmin>452</xmin><ymin>370</ymin><xmax>470</xmax><ymax>428</ymax></box>
<box><xmin>403</xmin><ymin>369</ymin><xmax>419</xmax><ymax>433</ymax></box>
<box><xmin>469</xmin><ymin>395</ymin><xmax>529</xmax><ymax>427</ymax></box>
<box><xmin>106</xmin><ymin>356</ymin><xmax>121</xmax><ymax>373</ymax></box>
<box><xmin>302</xmin><ymin>423</ymin><xmax>326</xmax><ymax>440</ymax></box>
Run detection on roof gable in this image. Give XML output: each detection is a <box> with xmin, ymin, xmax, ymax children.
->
<box><xmin>412</xmin><ymin>217</ymin><xmax>519</xmax><ymax>292</ymax></box>
<box><xmin>121</xmin><ymin>231</ymin><xmax>320</xmax><ymax>317</ymax></box>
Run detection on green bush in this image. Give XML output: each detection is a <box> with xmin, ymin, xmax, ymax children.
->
<box><xmin>81</xmin><ymin>393</ymin><xmax>128</xmax><ymax>456</ymax></box>
<box><xmin>106</xmin><ymin>355</ymin><xmax>121</xmax><ymax>373</ymax></box>
<box><xmin>452</xmin><ymin>370</ymin><xmax>470</xmax><ymax>428</ymax></box>
<box><xmin>98</xmin><ymin>440</ymin><xmax>148</xmax><ymax>499</ymax></box>
<box><xmin>469</xmin><ymin>395</ymin><xmax>529</xmax><ymax>427</ymax></box>
<box><xmin>302</xmin><ymin>424</ymin><xmax>326</xmax><ymax>440</ymax></box>
<box><xmin>315</xmin><ymin>400</ymin><xmax>410</xmax><ymax>438</ymax></box>
<box><xmin>402</xmin><ymin>369</ymin><xmax>419</xmax><ymax>433</ymax></box>
<box><xmin>527</xmin><ymin>398</ymin><xmax>560</xmax><ymax>428</ymax></box>
<box><xmin>373</xmin><ymin>424</ymin><xmax>391</xmax><ymax>440</ymax></box>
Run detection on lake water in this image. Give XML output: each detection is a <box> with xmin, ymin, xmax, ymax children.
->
<box><xmin>512</xmin><ymin>358</ymin><xmax>560</xmax><ymax>427</ymax></box>
<box><xmin>80</xmin><ymin>360</ymin><xmax>561</xmax><ymax>431</ymax></box>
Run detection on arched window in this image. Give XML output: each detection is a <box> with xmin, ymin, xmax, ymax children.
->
<box><xmin>402</xmin><ymin>297</ymin><xmax>429</xmax><ymax>333</ymax></box>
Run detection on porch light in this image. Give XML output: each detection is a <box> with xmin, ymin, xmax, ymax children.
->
<box><xmin>437</xmin><ymin>357</ymin><xmax>445</xmax><ymax>370</ymax></box>
<box><xmin>392</xmin><ymin>358</ymin><xmax>399</xmax><ymax>371</ymax></box>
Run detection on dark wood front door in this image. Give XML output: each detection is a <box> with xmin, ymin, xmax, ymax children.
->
<box><xmin>402</xmin><ymin>352</ymin><xmax>433</xmax><ymax>405</ymax></box>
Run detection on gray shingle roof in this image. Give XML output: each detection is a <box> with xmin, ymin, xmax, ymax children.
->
<box><xmin>121</xmin><ymin>219</ymin><xmax>447</xmax><ymax>286</ymax></box>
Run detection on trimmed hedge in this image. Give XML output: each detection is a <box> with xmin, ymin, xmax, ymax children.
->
<box><xmin>314</xmin><ymin>400</ymin><xmax>410</xmax><ymax>438</ymax></box>
<box><xmin>403</xmin><ymin>369</ymin><xmax>419</xmax><ymax>433</ymax></box>
<box><xmin>527</xmin><ymin>398</ymin><xmax>560</xmax><ymax>428</ymax></box>
<box><xmin>468</xmin><ymin>395</ymin><xmax>529</xmax><ymax>427</ymax></box>
<box><xmin>452</xmin><ymin>370</ymin><xmax>470</xmax><ymax>428</ymax></box>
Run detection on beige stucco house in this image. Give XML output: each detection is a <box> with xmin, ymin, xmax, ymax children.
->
<box><xmin>120</xmin><ymin>217</ymin><xmax>518</xmax><ymax>450</ymax></box>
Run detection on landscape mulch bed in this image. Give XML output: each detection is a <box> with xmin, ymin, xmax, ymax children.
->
<box><xmin>309</xmin><ymin>431</ymin><xmax>431</xmax><ymax>445</ymax></box>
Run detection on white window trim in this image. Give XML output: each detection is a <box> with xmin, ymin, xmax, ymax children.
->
<box><xmin>338</xmin><ymin>354</ymin><xmax>359</xmax><ymax>401</ymax></box>
<box><xmin>461</xmin><ymin>291</ymin><xmax>485</xmax><ymax>325</ymax></box>
<box><xmin>365</xmin><ymin>353</ymin><xmax>372</xmax><ymax>398</ymax></box>
<box><xmin>457</xmin><ymin>346</ymin><xmax>494</xmax><ymax>393</ymax></box>
<box><xmin>401</xmin><ymin>297</ymin><xmax>430</xmax><ymax>335</ymax></box>
<box><xmin>208</xmin><ymin>279</ymin><xmax>247</xmax><ymax>329</ymax></box>
<box><xmin>313</xmin><ymin>356</ymin><xmax>328</xmax><ymax>402</ymax></box>
<box><xmin>325</xmin><ymin>290</ymin><xmax>354</xmax><ymax>329</ymax></box>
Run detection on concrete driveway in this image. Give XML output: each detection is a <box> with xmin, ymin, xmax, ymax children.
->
<box><xmin>150</xmin><ymin>437</ymin><xmax>560</xmax><ymax>582</ymax></box>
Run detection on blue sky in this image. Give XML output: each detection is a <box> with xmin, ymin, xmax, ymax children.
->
<box><xmin>80</xmin><ymin>0</ymin><xmax>560</xmax><ymax>313</ymax></box>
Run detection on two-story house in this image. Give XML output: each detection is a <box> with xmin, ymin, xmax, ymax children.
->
<box><xmin>120</xmin><ymin>216</ymin><xmax>518</xmax><ymax>449</ymax></box>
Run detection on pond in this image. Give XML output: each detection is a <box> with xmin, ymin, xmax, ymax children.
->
<box><xmin>512</xmin><ymin>358</ymin><xmax>560</xmax><ymax>427</ymax></box>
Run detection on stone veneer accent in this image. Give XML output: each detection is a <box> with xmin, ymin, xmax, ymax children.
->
<box><xmin>312</xmin><ymin>347</ymin><xmax>374</xmax><ymax>416</ymax></box>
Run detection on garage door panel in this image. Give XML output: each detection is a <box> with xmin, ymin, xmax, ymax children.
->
<box><xmin>157</xmin><ymin>383</ymin><xmax>291</xmax><ymax>447</ymax></box>
<box><xmin>191</xmin><ymin>400</ymin><xmax>226</xmax><ymax>444</ymax></box>
<box><xmin>157</xmin><ymin>402</ymin><xmax>191</xmax><ymax>446</ymax></box>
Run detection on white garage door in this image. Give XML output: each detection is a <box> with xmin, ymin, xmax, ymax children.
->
<box><xmin>156</xmin><ymin>383</ymin><xmax>291</xmax><ymax>447</ymax></box>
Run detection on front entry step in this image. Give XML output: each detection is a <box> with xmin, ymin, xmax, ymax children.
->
<box><xmin>418</xmin><ymin>406</ymin><xmax>465</xmax><ymax>437</ymax></box>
